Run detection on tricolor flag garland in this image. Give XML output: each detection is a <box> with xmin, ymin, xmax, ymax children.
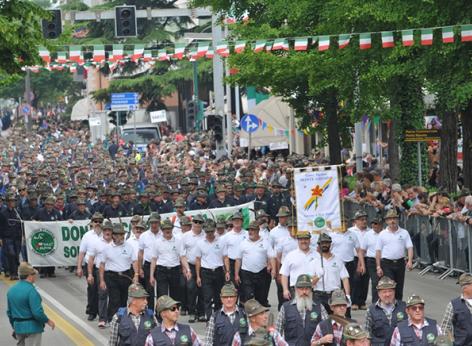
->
<box><xmin>30</xmin><ymin>24</ymin><xmax>472</xmax><ymax>70</ymax></box>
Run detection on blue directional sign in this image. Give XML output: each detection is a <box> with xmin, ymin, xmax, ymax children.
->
<box><xmin>22</xmin><ymin>105</ymin><xmax>31</xmax><ymax>114</ymax></box>
<box><xmin>111</xmin><ymin>93</ymin><xmax>139</xmax><ymax>111</ymax></box>
<box><xmin>240</xmin><ymin>114</ymin><xmax>259</xmax><ymax>133</ymax></box>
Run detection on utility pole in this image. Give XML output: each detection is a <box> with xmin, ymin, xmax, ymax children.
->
<box><xmin>24</xmin><ymin>68</ymin><xmax>32</xmax><ymax>132</ymax></box>
<box><xmin>224</xmin><ymin>25</ymin><xmax>232</xmax><ymax>158</ymax></box>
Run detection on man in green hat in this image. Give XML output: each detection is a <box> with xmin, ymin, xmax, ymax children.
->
<box><xmin>276</xmin><ymin>274</ymin><xmax>328</xmax><ymax>345</ymax></box>
<box><xmin>209</xmin><ymin>185</ymin><xmax>233</xmax><ymax>209</ymax></box>
<box><xmin>108</xmin><ymin>283</ymin><xmax>157</xmax><ymax>346</ymax></box>
<box><xmin>364</xmin><ymin>276</ymin><xmax>406</xmax><ymax>345</ymax></box>
<box><xmin>205</xmin><ymin>283</ymin><xmax>248</xmax><ymax>346</ymax></box>
<box><xmin>441</xmin><ymin>273</ymin><xmax>472</xmax><ymax>345</ymax></box>
<box><xmin>99</xmin><ymin>223</ymin><xmax>139</xmax><ymax>321</ymax></box>
<box><xmin>376</xmin><ymin>209</ymin><xmax>414</xmax><ymax>301</ymax></box>
<box><xmin>343</xmin><ymin>323</ymin><xmax>370</xmax><ymax>346</ymax></box>
<box><xmin>220</xmin><ymin>211</ymin><xmax>247</xmax><ymax>286</ymax></box>
<box><xmin>1</xmin><ymin>193</ymin><xmax>22</xmax><ymax>280</ymax></box>
<box><xmin>146</xmin><ymin>295</ymin><xmax>201</xmax><ymax>345</ymax></box>
<box><xmin>390</xmin><ymin>294</ymin><xmax>442</xmax><ymax>346</ymax></box>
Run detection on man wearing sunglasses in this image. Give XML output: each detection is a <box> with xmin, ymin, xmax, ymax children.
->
<box><xmin>390</xmin><ymin>294</ymin><xmax>442</xmax><ymax>346</ymax></box>
<box><xmin>145</xmin><ymin>295</ymin><xmax>201</xmax><ymax>346</ymax></box>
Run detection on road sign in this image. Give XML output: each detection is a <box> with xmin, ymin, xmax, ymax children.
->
<box><xmin>240</xmin><ymin>114</ymin><xmax>259</xmax><ymax>133</ymax></box>
<box><xmin>22</xmin><ymin>105</ymin><xmax>31</xmax><ymax>114</ymax></box>
<box><xmin>150</xmin><ymin>110</ymin><xmax>167</xmax><ymax>123</ymax></box>
<box><xmin>111</xmin><ymin>93</ymin><xmax>139</xmax><ymax>111</ymax></box>
<box><xmin>88</xmin><ymin>117</ymin><xmax>101</xmax><ymax>127</ymax></box>
<box><xmin>404</xmin><ymin>129</ymin><xmax>440</xmax><ymax>142</ymax></box>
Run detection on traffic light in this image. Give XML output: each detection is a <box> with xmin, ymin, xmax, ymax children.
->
<box><xmin>187</xmin><ymin>100</ymin><xmax>196</xmax><ymax>122</ymax></box>
<box><xmin>108</xmin><ymin>111</ymin><xmax>128</xmax><ymax>126</ymax></box>
<box><xmin>115</xmin><ymin>5</ymin><xmax>137</xmax><ymax>37</ymax></box>
<box><xmin>108</xmin><ymin>111</ymin><xmax>118</xmax><ymax>126</ymax></box>
<box><xmin>207</xmin><ymin>115</ymin><xmax>223</xmax><ymax>142</ymax></box>
<box><xmin>42</xmin><ymin>9</ymin><xmax>62</xmax><ymax>39</ymax></box>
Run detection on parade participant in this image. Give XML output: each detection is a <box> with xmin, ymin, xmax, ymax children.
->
<box><xmin>253</xmin><ymin>182</ymin><xmax>273</xmax><ymax>216</ymax></box>
<box><xmin>255</xmin><ymin>209</ymin><xmax>271</xmax><ymax>240</ymax></box>
<box><xmin>364</xmin><ymin>276</ymin><xmax>406</xmax><ymax>346</ymax></box>
<box><xmin>180</xmin><ymin>213</ymin><xmax>205</xmax><ymax>322</ymax></box>
<box><xmin>221</xmin><ymin>212</ymin><xmax>248</xmax><ymax>284</ymax></box>
<box><xmin>0</xmin><ymin>194</ymin><xmax>22</xmax><ymax>280</ymax></box>
<box><xmin>76</xmin><ymin>212</ymin><xmax>104</xmax><ymax>321</ymax></box>
<box><xmin>138</xmin><ymin>212</ymin><xmax>161</xmax><ymax>310</ymax></box>
<box><xmin>276</xmin><ymin>274</ymin><xmax>328</xmax><ymax>346</ymax></box>
<box><xmin>134</xmin><ymin>191</ymin><xmax>153</xmax><ymax>216</ymax></box>
<box><xmin>215</xmin><ymin>216</ymin><xmax>227</xmax><ymax>237</ymax></box>
<box><xmin>108</xmin><ymin>283</ymin><xmax>157</xmax><ymax>346</ymax></box>
<box><xmin>209</xmin><ymin>186</ymin><xmax>233</xmax><ymax>208</ymax></box>
<box><xmin>205</xmin><ymin>283</ymin><xmax>248</xmax><ymax>346</ymax></box>
<box><xmin>99</xmin><ymin>223</ymin><xmax>139</xmax><ymax>321</ymax></box>
<box><xmin>376</xmin><ymin>210</ymin><xmax>414</xmax><ymax>301</ymax></box>
<box><xmin>280</xmin><ymin>231</ymin><xmax>319</xmax><ymax>301</ymax></box>
<box><xmin>127</xmin><ymin>219</ymin><xmax>145</xmax><ymax>259</ymax></box>
<box><xmin>194</xmin><ymin>219</ymin><xmax>230</xmax><ymax>321</ymax></box>
<box><xmin>231</xmin><ymin>299</ymin><xmax>288</xmax><ymax>346</ymax></box>
<box><xmin>440</xmin><ymin>273</ymin><xmax>472</xmax><ymax>345</ymax></box>
<box><xmin>390</xmin><ymin>294</ymin><xmax>442</xmax><ymax>346</ymax></box>
<box><xmin>348</xmin><ymin>210</ymin><xmax>370</xmax><ymax>310</ymax></box>
<box><xmin>269</xmin><ymin>206</ymin><xmax>291</xmax><ymax>249</ymax></box>
<box><xmin>328</xmin><ymin>218</ymin><xmax>364</xmax><ymax>311</ymax></box>
<box><xmin>103</xmin><ymin>191</ymin><xmax>127</xmax><ymax>218</ymax></box>
<box><xmin>343</xmin><ymin>323</ymin><xmax>370</xmax><ymax>346</ymax></box>
<box><xmin>361</xmin><ymin>217</ymin><xmax>383</xmax><ymax>303</ymax></box>
<box><xmin>235</xmin><ymin>220</ymin><xmax>275</xmax><ymax>306</ymax></box>
<box><xmin>150</xmin><ymin>219</ymin><xmax>190</xmax><ymax>301</ymax></box>
<box><xmin>87</xmin><ymin>220</ymin><xmax>114</xmax><ymax>328</ymax></box>
<box><xmin>145</xmin><ymin>295</ymin><xmax>201</xmax><ymax>346</ymax></box>
<box><xmin>312</xmin><ymin>233</ymin><xmax>350</xmax><ymax>314</ymax></box>
<box><xmin>310</xmin><ymin>289</ymin><xmax>354</xmax><ymax>346</ymax></box>
<box><xmin>7</xmin><ymin>262</ymin><xmax>55</xmax><ymax>346</ymax></box>
<box><xmin>171</xmin><ymin>198</ymin><xmax>186</xmax><ymax>235</ymax></box>
<box><xmin>69</xmin><ymin>198</ymin><xmax>92</xmax><ymax>220</ymax></box>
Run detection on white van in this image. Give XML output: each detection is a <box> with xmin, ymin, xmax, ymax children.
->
<box><xmin>121</xmin><ymin>122</ymin><xmax>161</xmax><ymax>152</ymax></box>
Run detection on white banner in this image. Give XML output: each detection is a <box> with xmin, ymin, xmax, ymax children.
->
<box><xmin>24</xmin><ymin>201</ymin><xmax>255</xmax><ymax>267</ymax></box>
<box><xmin>294</xmin><ymin>167</ymin><xmax>341</xmax><ymax>233</ymax></box>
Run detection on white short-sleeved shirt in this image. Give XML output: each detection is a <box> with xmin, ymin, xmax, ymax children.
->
<box><xmin>259</xmin><ymin>227</ymin><xmax>270</xmax><ymax>241</ymax></box>
<box><xmin>329</xmin><ymin>230</ymin><xmax>360</xmax><ymax>263</ymax></box>
<box><xmin>180</xmin><ymin>230</ymin><xmax>205</xmax><ymax>264</ymax></box>
<box><xmin>138</xmin><ymin>230</ymin><xmax>161</xmax><ymax>263</ymax></box>
<box><xmin>312</xmin><ymin>254</ymin><xmax>349</xmax><ymax>292</ymax></box>
<box><xmin>236</xmin><ymin>237</ymin><xmax>274</xmax><ymax>273</ymax></box>
<box><xmin>279</xmin><ymin>248</ymin><xmax>321</xmax><ymax>287</ymax></box>
<box><xmin>349</xmin><ymin>226</ymin><xmax>370</xmax><ymax>257</ymax></box>
<box><xmin>126</xmin><ymin>234</ymin><xmax>140</xmax><ymax>258</ymax></box>
<box><xmin>375</xmin><ymin>227</ymin><xmax>413</xmax><ymax>260</ymax></box>
<box><xmin>101</xmin><ymin>241</ymin><xmax>137</xmax><ymax>272</ymax></box>
<box><xmin>276</xmin><ymin>236</ymin><xmax>298</xmax><ymax>262</ymax></box>
<box><xmin>194</xmin><ymin>237</ymin><xmax>225</xmax><ymax>269</ymax></box>
<box><xmin>361</xmin><ymin>230</ymin><xmax>381</xmax><ymax>258</ymax></box>
<box><xmin>269</xmin><ymin>224</ymin><xmax>289</xmax><ymax>249</ymax></box>
<box><xmin>79</xmin><ymin>230</ymin><xmax>101</xmax><ymax>264</ymax></box>
<box><xmin>151</xmin><ymin>236</ymin><xmax>182</xmax><ymax>267</ymax></box>
<box><xmin>89</xmin><ymin>237</ymin><xmax>111</xmax><ymax>268</ymax></box>
<box><xmin>220</xmin><ymin>229</ymin><xmax>247</xmax><ymax>260</ymax></box>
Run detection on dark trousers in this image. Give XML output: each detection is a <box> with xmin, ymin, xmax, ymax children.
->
<box><xmin>187</xmin><ymin>263</ymin><xmax>204</xmax><ymax>316</ymax></box>
<box><xmin>352</xmin><ymin>257</ymin><xmax>369</xmax><ymax>306</ymax></box>
<box><xmin>381</xmin><ymin>258</ymin><xmax>406</xmax><ymax>300</ymax></box>
<box><xmin>240</xmin><ymin>268</ymin><xmax>271</xmax><ymax>306</ymax></box>
<box><xmin>95</xmin><ymin>269</ymin><xmax>108</xmax><ymax>322</ymax></box>
<box><xmin>4</xmin><ymin>238</ymin><xmax>21</xmax><ymax>278</ymax></box>
<box><xmin>201</xmin><ymin>267</ymin><xmax>225</xmax><ymax>319</ymax></box>
<box><xmin>314</xmin><ymin>290</ymin><xmax>332</xmax><ymax>314</ymax></box>
<box><xmin>155</xmin><ymin>265</ymin><xmax>181</xmax><ymax>301</ymax></box>
<box><xmin>365</xmin><ymin>257</ymin><xmax>379</xmax><ymax>303</ymax></box>
<box><xmin>276</xmin><ymin>277</ymin><xmax>289</xmax><ymax>310</ymax></box>
<box><xmin>179</xmin><ymin>272</ymin><xmax>189</xmax><ymax>312</ymax></box>
<box><xmin>105</xmin><ymin>271</ymin><xmax>131</xmax><ymax>321</ymax></box>
<box><xmin>344</xmin><ymin>259</ymin><xmax>357</xmax><ymax>318</ymax></box>
<box><xmin>143</xmin><ymin>261</ymin><xmax>155</xmax><ymax>310</ymax></box>
<box><xmin>84</xmin><ymin>265</ymin><xmax>98</xmax><ymax>316</ymax></box>
<box><xmin>0</xmin><ymin>239</ymin><xmax>8</xmax><ymax>273</ymax></box>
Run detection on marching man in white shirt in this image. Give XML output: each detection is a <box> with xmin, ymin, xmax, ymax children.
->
<box><xmin>221</xmin><ymin>212</ymin><xmax>247</xmax><ymax>285</ymax></box>
<box><xmin>235</xmin><ymin>220</ymin><xmax>275</xmax><ymax>307</ymax></box>
<box><xmin>194</xmin><ymin>220</ymin><xmax>230</xmax><ymax>321</ymax></box>
<box><xmin>360</xmin><ymin>216</ymin><xmax>383</xmax><ymax>303</ymax></box>
<box><xmin>150</xmin><ymin>219</ymin><xmax>190</xmax><ymax>304</ymax></box>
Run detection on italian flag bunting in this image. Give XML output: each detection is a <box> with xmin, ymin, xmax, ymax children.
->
<box><xmin>359</xmin><ymin>33</ymin><xmax>371</xmax><ymax>49</ymax></box>
<box><xmin>158</xmin><ymin>49</ymin><xmax>169</xmax><ymax>61</ymax></box>
<box><xmin>56</xmin><ymin>51</ymin><xmax>67</xmax><ymax>64</ymax></box>
<box><xmin>254</xmin><ymin>40</ymin><xmax>266</xmax><ymax>53</ymax></box>
<box><xmin>188</xmin><ymin>46</ymin><xmax>198</xmax><ymax>61</ymax></box>
<box><xmin>294</xmin><ymin>37</ymin><xmax>308</xmax><ymax>51</ymax></box>
<box><xmin>69</xmin><ymin>64</ymin><xmax>77</xmax><ymax>74</ymax></box>
<box><xmin>402</xmin><ymin>29</ymin><xmax>414</xmax><ymax>46</ymax></box>
<box><xmin>461</xmin><ymin>24</ymin><xmax>472</xmax><ymax>42</ymax></box>
<box><xmin>173</xmin><ymin>43</ymin><xmax>186</xmax><ymax>60</ymax></box>
<box><xmin>110</xmin><ymin>44</ymin><xmax>124</xmax><ymax>62</ymax></box>
<box><xmin>206</xmin><ymin>46</ymin><xmax>214</xmax><ymax>59</ymax></box>
<box><xmin>421</xmin><ymin>28</ymin><xmax>433</xmax><ymax>45</ymax></box>
<box><xmin>318</xmin><ymin>36</ymin><xmax>330</xmax><ymax>51</ymax></box>
<box><xmin>38</xmin><ymin>46</ymin><xmax>50</xmax><ymax>64</ymax></box>
<box><xmin>69</xmin><ymin>45</ymin><xmax>83</xmax><ymax>63</ymax></box>
<box><xmin>272</xmin><ymin>38</ymin><xmax>289</xmax><ymax>51</ymax></box>
<box><xmin>338</xmin><ymin>34</ymin><xmax>350</xmax><ymax>49</ymax></box>
<box><xmin>143</xmin><ymin>50</ymin><xmax>152</xmax><ymax>62</ymax></box>
<box><xmin>93</xmin><ymin>45</ymin><xmax>105</xmax><ymax>63</ymax></box>
<box><xmin>216</xmin><ymin>41</ymin><xmax>229</xmax><ymax>57</ymax></box>
<box><xmin>442</xmin><ymin>26</ymin><xmax>454</xmax><ymax>43</ymax></box>
<box><xmin>131</xmin><ymin>44</ymin><xmax>145</xmax><ymax>61</ymax></box>
<box><xmin>381</xmin><ymin>31</ymin><xmax>395</xmax><ymax>48</ymax></box>
<box><xmin>197</xmin><ymin>42</ymin><xmax>209</xmax><ymax>58</ymax></box>
<box><xmin>265</xmin><ymin>42</ymin><xmax>272</xmax><ymax>52</ymax></box>
<box><xmin>234</xmin><ymin>40</ymin><xmax>246</xmax><ymax>53</ymax></box>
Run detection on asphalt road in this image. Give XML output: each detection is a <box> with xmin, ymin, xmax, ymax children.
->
<box><xmin>0</xmin><ymin>268</ymin><xmax>460</xmax><ymax>345</ymax></box>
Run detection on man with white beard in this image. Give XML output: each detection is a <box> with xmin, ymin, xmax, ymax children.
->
<box><xmin>276</xmin><ymin>274</ymin><xmax>328</xmax><ymax>346</ymax></box>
